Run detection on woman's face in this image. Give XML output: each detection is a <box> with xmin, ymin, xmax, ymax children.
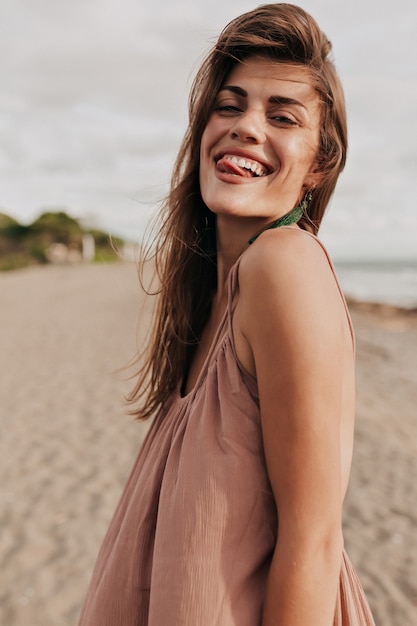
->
<box><xmin>199</xmin><ymin>58</ymin><xmax>322</xmax><ymax>223</ymax></box>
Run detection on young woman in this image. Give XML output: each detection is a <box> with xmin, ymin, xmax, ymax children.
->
<box><xmin>79</xmin><ymin>4</ymin><xmax>375</xmax><ymax>625</ymax></box>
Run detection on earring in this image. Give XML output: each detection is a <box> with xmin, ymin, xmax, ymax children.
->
<box><xmin>298</xmin><ymin>188</ymin><xmax>314</xmax><ymax>212</ymax></box>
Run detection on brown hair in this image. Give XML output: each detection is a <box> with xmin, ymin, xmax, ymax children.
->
<box><xmin>128</xmin><ymin>3</ymin><xmax>348</xmax><ymax>419</ymax></box>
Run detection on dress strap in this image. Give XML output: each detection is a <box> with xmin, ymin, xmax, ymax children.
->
<box><xmin>225</xmin><ymin>228</ymin><xmax>355</xmax><ymax>352</ymax></box>
<box><xmin>227</xmin><ymin>255</ymin><xmax>243</xmax><ymax>314</ymax></box>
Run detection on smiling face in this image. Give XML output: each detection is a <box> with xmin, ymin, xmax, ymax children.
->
<box><xmin>199</xmin><ymin>58</ymin><xmax>323</xmax><ymax>229</ymax></box>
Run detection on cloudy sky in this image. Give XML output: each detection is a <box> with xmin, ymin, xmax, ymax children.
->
<box><xmin>1</xmin><ymin>0</ymin><xmax>416</xmax><ymax>259</ymax></box>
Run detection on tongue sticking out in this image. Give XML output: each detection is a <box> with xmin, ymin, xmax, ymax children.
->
<box><xmin>216</xmin><ymin>157</ymin><xmax>254</xmax><ymax>178</ymax></box>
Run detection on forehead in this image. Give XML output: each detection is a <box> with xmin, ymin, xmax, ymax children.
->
<box><xmin>223</xmin><ymin>57</ymin><xmax>319</xmax><ymax>103</ymax></box>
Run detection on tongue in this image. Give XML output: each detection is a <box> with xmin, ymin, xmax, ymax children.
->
<box><xmin>217</xmin><ymin>157</ymin><xmax>253</xmax><ymax>178</ymax></box>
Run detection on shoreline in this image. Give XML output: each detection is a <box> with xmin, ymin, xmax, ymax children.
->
<box><xmin>346</xmin><ymin>296</ymin><xmax>417</xmax><ymax>318</ymax></box>
<box><xmin>0</xmin><ymin>261</ymin><xmax>416</xmax><ymax>625</ymax></box>
<box><xmin>2</xmin><ymin>260</ymin><xmax>417</xmax><ymax>316</ymax></box>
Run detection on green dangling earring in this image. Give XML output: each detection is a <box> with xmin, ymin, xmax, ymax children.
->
<box><xmin>248</xmin><ymin>189</ymin><xmax>314</xmax><ymax>245</ymax></box>
<box><xmin>298</xmin><ymin>188</ymin><xmax>314</xmax><ymax>212</ymax></box>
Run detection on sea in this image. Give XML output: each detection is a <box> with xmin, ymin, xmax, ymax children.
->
<box><xmin>334</xmin><ymin>261</ymin><xmax>417</xmax><ymax>310</ymax></box>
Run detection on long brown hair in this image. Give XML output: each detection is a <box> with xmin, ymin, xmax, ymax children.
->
<box><xmin>127</xmin><ymin>3</ymin><xmax>348</xmax><ymax>419</ymax></box>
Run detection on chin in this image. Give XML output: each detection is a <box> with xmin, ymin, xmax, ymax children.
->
<box><xmin>206</xmin><ymin>196</ymin><xmax>274</xmax><ymax>221</ymax></box>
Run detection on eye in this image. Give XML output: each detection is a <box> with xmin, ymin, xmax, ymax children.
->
<box><xmin>269</xmin><ymin>114</ymin><xmax>297</xmax><ymax>126</ymax></box>
<box><xmin>212</xmin><ymin>94</ymin><xmax>244</xmax><ymax>116</ymax></box>
<box><xmin>213</xmin><ymin>104</ymin><xmax>243</xmax><ymax>116</ymax></box>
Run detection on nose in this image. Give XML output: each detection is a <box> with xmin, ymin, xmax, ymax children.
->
<box><xmin>230</xmin><ymin>109</ymin><xmax>266</xmax><ymax>143</ymax></box>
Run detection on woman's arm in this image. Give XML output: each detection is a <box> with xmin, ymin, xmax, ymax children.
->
<box><xmin>237</xmin><ymin>229</ymin><xmax>351</xmax><ymax>626</ymax></box>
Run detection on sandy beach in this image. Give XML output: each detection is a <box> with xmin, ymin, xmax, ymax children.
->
<box><xmin>0</xmin><ymin>261</ymin><xmax>416</xmax><ymax>626</ymax></box>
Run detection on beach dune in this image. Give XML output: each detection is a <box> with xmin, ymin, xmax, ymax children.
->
<box><xmin>0</xmin><ymin>262</ymin><xmax>416</xmax><ymax>626</ymax></box>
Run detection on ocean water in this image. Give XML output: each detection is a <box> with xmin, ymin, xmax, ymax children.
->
<box><xmin>335</xmin><ymin>261</ymin><xmax>417</xmax><ymax>309</ymax></box>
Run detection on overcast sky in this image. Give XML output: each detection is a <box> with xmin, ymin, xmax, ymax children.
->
<box><xmin>1</xmin><ymin>0</ymin><xmax>416</xmax><ymax>259</ymax></box>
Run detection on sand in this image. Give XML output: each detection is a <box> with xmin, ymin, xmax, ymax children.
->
<box><xmin>0</xmin><ymin>262</ymin><xmax>416</xmax><ymax>626</ymax></box>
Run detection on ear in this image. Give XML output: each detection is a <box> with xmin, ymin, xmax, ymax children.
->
<box><xmin>303</xmin><ymin>162</ymin><xmax>325</xmax><ymax>190</ymax></box>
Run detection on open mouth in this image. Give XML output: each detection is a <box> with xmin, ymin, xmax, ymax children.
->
<box><xmin>215</xmin><ymin>154</ymin><xmax>272</xmax><ymax>178</ymax></box>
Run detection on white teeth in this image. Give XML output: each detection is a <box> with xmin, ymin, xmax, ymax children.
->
<box><xmin>224</xmin><ymin>155</ymin><xmax>266</xmax><ymax>177</ymax></box>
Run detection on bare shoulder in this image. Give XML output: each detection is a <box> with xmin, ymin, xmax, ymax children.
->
<box><xmin>239</xmin><ymin>227</ymin><xmax>339</xmax><ymax>302</ymax></box>
<box><xmin>240</xmin><ymin>227</ymin><xmax>332</xmax><ymax>285</ymax></box>
<box><xmin>237</xmin><ymin>227</ymin><xmax>349</xmax><ymax>345</ymax></box>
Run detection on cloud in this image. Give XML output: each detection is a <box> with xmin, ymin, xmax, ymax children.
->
<box><xmin>1</xmin><ymin>0</ymin><xmax>416</xmax><ymax>256</ymax></box>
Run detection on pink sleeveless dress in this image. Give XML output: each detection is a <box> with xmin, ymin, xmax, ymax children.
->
<box><xmin>78</xmin><ymin>232</ymin><xmax>375</xmax><ymax>626</ymax></box>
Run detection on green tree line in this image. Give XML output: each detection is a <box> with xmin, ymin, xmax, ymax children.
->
<box><xmin>0</xmin><ymin>211</ymin><xmax>125</xmax><ymax>271</ymax></box>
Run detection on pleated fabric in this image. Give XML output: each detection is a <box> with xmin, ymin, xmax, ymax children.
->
<box><xmin>78</xmin><ymin>233</ymin><xmax>375</xmax><ymax>626</ymax></box>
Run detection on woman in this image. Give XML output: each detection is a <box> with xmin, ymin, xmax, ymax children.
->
<box><xmin>79</xmin><ymin>4</ymin><xmax>375</xmax><ymax>625</ymax></box>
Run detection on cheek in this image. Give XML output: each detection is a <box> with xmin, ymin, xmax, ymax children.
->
<box><xmin>201</xmin><ymin>116</ymin><xmax>227</xmax><ymax>154</ymax></box>
<box><xmin>286</xmin><ymin>132</ymin><xmax>315</xmax><ymax>157</ymax></box>
<box><xmin>289</xmin><ymin>137</ymin><xmax>319</xmax><ymax>176</ymax></box>
<box><xmin>199</xmin><ymin>121</ymin><xmax>222</xmax><ymax>187</ymax></box>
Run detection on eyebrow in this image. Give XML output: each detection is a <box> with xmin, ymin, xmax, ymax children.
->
<box><xmin>219</xmin><ymin>85</ymin><xmax>307</xmax><ymax>110</ymax></box>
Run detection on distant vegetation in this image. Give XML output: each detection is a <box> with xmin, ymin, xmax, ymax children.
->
<box><xmin>0</xmin><ymin>211</ymin><xmax>125</xmax><ymax>271</ymax></box>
